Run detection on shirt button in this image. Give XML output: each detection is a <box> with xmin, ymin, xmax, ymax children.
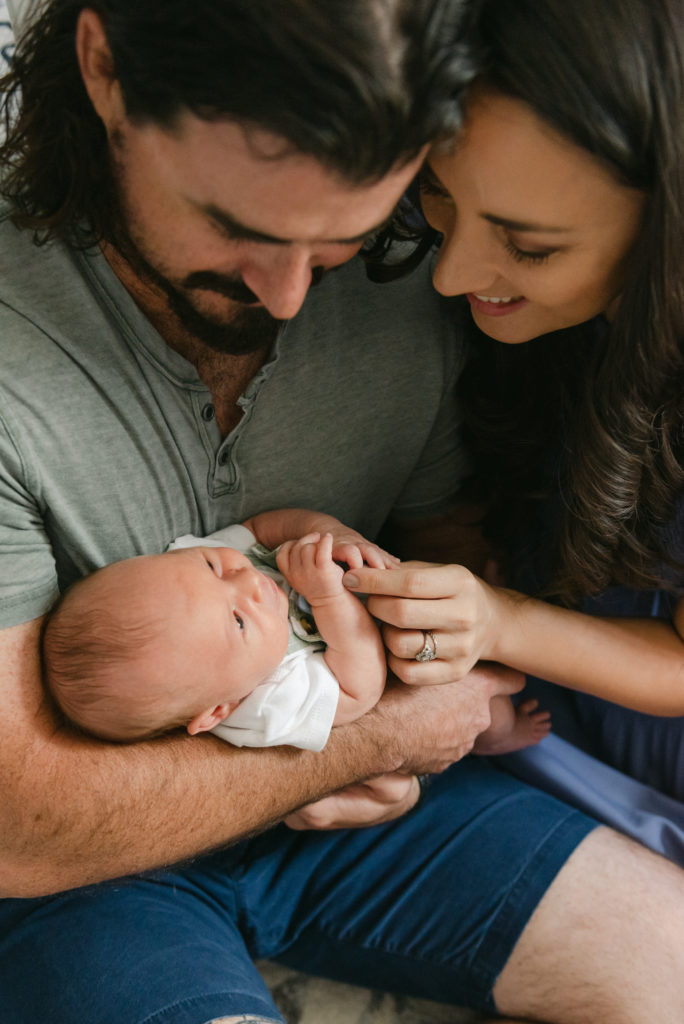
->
<box><xmin>218</xmin><ymin>450</ymin><xmax>230</xmax><ymax>466</ymax></box>
<box><xmin>201</xmin><ymin>403</ymin><xmax>215</xmax><ymax>422</ymax></box>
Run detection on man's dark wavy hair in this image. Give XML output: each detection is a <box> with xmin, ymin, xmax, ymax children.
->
<box><xmin>0</xmin><ymin>0</ymin><xmax>475</xmax><ymax>247</ymax></box>
<box><xmin>458</xmin><ymin>0</ymin><xmax>684</xmax><ymax>604</ymax></box>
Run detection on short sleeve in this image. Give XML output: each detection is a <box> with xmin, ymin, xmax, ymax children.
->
<box><xmin>0</xmin><ymin>408</ymin><xmax>59</xmax><ymax>626</ymax></box>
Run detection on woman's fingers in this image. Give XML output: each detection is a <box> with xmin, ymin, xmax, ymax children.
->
<box><xmin>382</xmin><ymin>623</ymin><xmax>483</xmax><ymax>683</ymax></box>
<box><xmin>383</xmin><ymin>623</ymin><xmax>434</xmax><ymax>658</ymax></box>
<box><xmin>387</xmin><ymin>652</ymin><xmax>459</xmax><ymax>685</ymax></box>
<box><xmin>343</xmin><ymin>563</ymin><xmax>469</xmax><ymax>600</ymax></box>
<box><xmin>345</xmin><ymin>563</ymin><xmax>495</xmax><ymax>676</ymax></box>
<box><xmin>368</xmin><ymin>595</ymin><xmax>455</xmax><ymax>629</ymax></box>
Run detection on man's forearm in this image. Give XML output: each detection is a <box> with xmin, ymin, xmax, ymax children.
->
<box><xmin>4</xmin><ymin>617</ymin><xmax>515</xmax><ymax>897</ymax></box>
<box><xmin>244</xmin><ymin>508</ymin><xmax>343</xmax><ymax>549</ymax></box>
<box><xmin>2</xmin><ymin>618</ymin><xmax>406</xmax><ymax>897</ymax></box>
<box><xmin>6</xmin><ymin>727</ymin><xmax>404</xmax><ymax>898</ymax></box>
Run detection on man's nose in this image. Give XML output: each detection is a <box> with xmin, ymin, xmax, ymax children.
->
<box><xmin>241</xmin><ymin>246</ymin><xmax>317</xmax><ymax>320</ymax></box>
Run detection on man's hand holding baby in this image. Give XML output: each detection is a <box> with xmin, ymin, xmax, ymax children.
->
<box><xmin>323</xmin><ymin>529</ymin><xmax>398</xmax><ymax>572</ymax></box>
<box><xmin>247</xmin><ymin>508</ymin><xmax>397</xmax><ymax>575</ymax></box>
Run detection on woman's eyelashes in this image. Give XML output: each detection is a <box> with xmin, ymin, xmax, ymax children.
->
<box><xmin>234</xmin><ymin>612</ymin><xmax>245</xmax><ymax>631</ymax></box>
<box><xmin>504</xmin><ymin>238</ymin><xmax>554</xmax><ymax>265</ymax></box>
<box><xmin>419</xmin><ymin>169</ymin><xmax>558</xmax><ymax>266</ymax></box>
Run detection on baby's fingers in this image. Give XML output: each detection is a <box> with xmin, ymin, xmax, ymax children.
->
<box><xmin>275</xmin><ymin>539</ymin><xmax>295</xmax><ymax>572</ymax></box>
<box><xmin>315</xmin><ymin>531</ymin><xmax>334</xmax><ymax>567</ymax></box>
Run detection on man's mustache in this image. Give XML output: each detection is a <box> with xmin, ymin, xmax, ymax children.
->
<box><xmin>182</xmin><ymin>266</ymin><xmax>327</xmax><ymax>305</ymax></box>
<box><xmin>182</xmin><ymin>271</ymin><xmax>260</xmax><ymax>304</ymax></box>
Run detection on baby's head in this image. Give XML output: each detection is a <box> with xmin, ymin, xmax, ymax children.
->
<box><xmin>43</xmin><ymin>546</ymin><xmax>290</xmax><ymax>742</ymax></box>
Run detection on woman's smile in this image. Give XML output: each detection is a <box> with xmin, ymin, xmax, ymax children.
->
<box><xmin>422</xmin><ymin>90</ymin><xmax>645</xmax><ymax>344</ymax></box>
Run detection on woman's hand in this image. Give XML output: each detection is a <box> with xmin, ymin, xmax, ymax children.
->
<box><xmin>284</xmin><ymin>772</ymin><xmax>421</xmax><ymax>831</ymax></box>
<box><xmin>343</xmin><ymin>562</ymin><xmax>510</xmax><ymax>684</ymax></box>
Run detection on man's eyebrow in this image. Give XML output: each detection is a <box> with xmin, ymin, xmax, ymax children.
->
<box><xmin>199</xmin><ymin>202</ymin><xmax>394</xmax><ymax>246</ymax></box>
<box><xmin>482</xmin><ymin>212</ymin><xmax>571</xmax><ymax>234</ymax></box>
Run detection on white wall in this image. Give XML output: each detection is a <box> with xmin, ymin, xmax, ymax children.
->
<box><xmin>1</xmin><ymin>0</ymin><xmax>14</xmax><ymax>76</ymax></box>
<box><xmin>6</xmin><ymin>0</ymin><xmax>32</xmax><ymax>32</ymax></box>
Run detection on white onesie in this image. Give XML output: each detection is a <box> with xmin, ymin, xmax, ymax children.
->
<box><xmin>168</xmin><ymin>525</ymin><xmax>339</xmax><ymax>751</ymax></box>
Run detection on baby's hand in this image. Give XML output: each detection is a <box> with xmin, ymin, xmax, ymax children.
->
<box><xmin>325</xmin><ymin>527</ymin><xmax>398</xmax><ymax>571</ymax></box>
<box><xmin>277</xmin><ymin>532</ymin><xmax>346</xmax><ymax>604</ymax></box>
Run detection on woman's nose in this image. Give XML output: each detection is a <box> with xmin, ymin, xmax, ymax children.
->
<box><xmin>431</xmin><ymin>226</ymin><xmax>499</xmax><ymax>299</ymax></box>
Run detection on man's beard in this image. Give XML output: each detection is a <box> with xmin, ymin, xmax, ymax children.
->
<box><xmin>139</xmin><ymin>260</ymin><xmax>282</xmax><ymax>356</ymax></box>
<box><xmin>106</xmin><ymin>167</ymin><xmax>282</xmax><ymax>356</ymax></box>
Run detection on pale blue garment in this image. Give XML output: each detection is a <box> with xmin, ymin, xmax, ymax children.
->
<box><xmin>501</xmin><ymin>539</ymin><xmax>684</xmax><ymax>866</ymax></box>
<box><xmin>500</xmin><ymin>717</ymin><xmax>684</xmax><ymax>867</ymax></box>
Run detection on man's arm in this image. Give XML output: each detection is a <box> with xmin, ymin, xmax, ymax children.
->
<box><xmin>244</xmin><ymin>509</ymin><xmax>397</xmax><ymax>569</ymax></box>
<box><xmin>2</xmin><ymin>619</ymin><xmax>520</xmax><ymax>897</ymax></box>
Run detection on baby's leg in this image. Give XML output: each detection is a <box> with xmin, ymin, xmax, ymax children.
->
<box><xmin>472</xmin><ymin>695</ymin><xmax>551</xmax><ymax>756</ymax></box>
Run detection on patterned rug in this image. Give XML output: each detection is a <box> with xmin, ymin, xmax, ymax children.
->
<box><xmin>258</xmin><ymin>962</ymin><xmax>479</xmax><ymax>1024</ymax></box>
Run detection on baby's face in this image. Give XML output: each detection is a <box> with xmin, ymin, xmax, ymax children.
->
<box><xmin>133</xmin><ymin>546</ymin><xmax>290</xmax><ymax>711</ymax></box>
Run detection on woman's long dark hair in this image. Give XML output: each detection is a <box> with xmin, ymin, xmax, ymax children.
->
<box><xmin>459</xmin><ymin>0</ymin><xmax>684</xmax><ymax>603</ymax></box>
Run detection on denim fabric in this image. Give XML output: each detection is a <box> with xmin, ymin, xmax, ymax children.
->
<box><xmin>0</xmin><ymin>759</ymin><xmax>594</xmax><ymax>1024</ymax></box>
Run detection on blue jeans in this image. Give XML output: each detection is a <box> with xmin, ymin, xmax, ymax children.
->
<box><xmin>0</xmin><ymin>759</ymin><xmax>594</xmax><ymax>1024</ymax></box>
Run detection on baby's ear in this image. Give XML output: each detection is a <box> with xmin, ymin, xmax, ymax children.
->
<box><xmin>187</xmin><ymin>703</ymin><xmax>234</xmax><ymax>735</ymax></box>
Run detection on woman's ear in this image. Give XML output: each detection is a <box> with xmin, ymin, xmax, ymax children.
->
<box><xmin>186</xmin><ymin>703</ymin><xmax>235</xmax><ymax>736</ymax></box>
<box><xmin>75</xmin><ymin>8</ymin><xmax>125</xmax><ymax>131</ymax></box>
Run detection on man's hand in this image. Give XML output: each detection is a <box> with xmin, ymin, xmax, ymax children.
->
<box><xmin>374</xmin><ymin>663</ymin><xmax>525</xmax><ymax>776</ymax></box>
<box><xmin>326</xmin><ymin>531</ymin><xmax>398</xmax><ymax>571</ymax></box>
<box><xmin>285</xmin><ymin>660</ymin><xmax>524</xmax><ymax>831</ymax></box>
<box><xmin>285</xmin><ymin>772</ymin><xmax>420</xmax><ymax>830</ymax></box>
<box><xmin>247</xmin><ymin>509</ymin><xmax>398</xmax><ymax>570</ymax></box>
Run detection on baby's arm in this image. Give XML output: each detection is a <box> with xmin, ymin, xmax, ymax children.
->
<box><xmin>277</xmin><ymin>532</ymin><xmax>386</xmax><ymax>725</ymax></box>
<box><xmin>244</xmin><ymin>509</ymin><xmax>397</xmax><ymax>569</ymax></box>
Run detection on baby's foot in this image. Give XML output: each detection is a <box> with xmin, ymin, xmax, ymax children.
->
<box><xmin>473</xmin><ymin>698</ymin><xmax>552</xmax><ymax>756</ymax></box>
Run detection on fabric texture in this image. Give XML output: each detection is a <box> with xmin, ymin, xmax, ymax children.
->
<box><xmin>0</xmin><ymin>760</ymin><xmax>594</xmax><ymax>1023</ymax></box>
<box><xmin>0</xmin><ymin>202</ymin><xmax>468</xmax><ymax>628</ymax></box>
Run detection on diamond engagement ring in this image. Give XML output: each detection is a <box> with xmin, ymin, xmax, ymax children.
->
<box><xmin>415</xmin><ymin>630</ymin><xmax>438</xmax><ymax>662</ymax></box>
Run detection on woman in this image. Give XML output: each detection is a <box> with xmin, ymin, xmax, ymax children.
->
<box><xmin>343</xmin><ymin>0</ymin><xmax>684</xmax><ymax>860</ymax></box>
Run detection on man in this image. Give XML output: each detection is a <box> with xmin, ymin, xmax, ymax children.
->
<box><xmin>0</xmin><ymin>3</ymin><xmax>683</xmax><ymax>1022</ymax></box>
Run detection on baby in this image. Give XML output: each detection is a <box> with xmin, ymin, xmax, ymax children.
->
<box><xmin>42</xmin><ymin>510</ymin><xmax>393</xmax><ymax>750</ymax></box>
<box><xmin>43</xmin><ymin>508</ymin><xmax>549</xmax><ymax>755</ymax></box>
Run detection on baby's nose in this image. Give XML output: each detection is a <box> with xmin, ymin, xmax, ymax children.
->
<box><xmin>244</xmin><ymin>568</ymin><xmax>265</xmax><ymax>601</ymax></box>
